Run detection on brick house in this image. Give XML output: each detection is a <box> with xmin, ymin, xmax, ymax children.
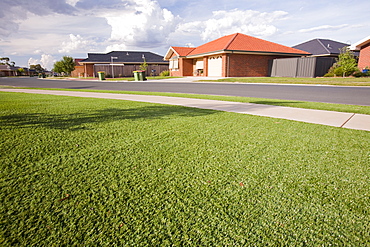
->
<box><xmin>70</xmin><ymin>59</ymin><xmax>85</xmax><ymax>77</ymax></box>
<box><xmin>350</xmin><ymin>36</ymin><xmax>370</xmax><ymax>70</ymax></box>
<box><xmin>0</xmin><ymin>65</ymin><xmax>16</xmax><ymax>76</ymax></box>
<box><xmin>77</xmin><ymin>51</ymin><xmax>169</xmax><ymax>78</ymax></box>
<box><xmin>164</xmin><ymin>33</ymin><xmax>310</xmax><ymax>77</ymax></box>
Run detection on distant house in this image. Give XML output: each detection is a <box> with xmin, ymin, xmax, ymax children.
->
<box><xmin>292</xmin><ymin>38</ymin><xmax>353</xmax><ymax>57</ymax></box>
<box><xmin>78</xmin><ymin>51</ymin><xmax>169</xmax><ymax>78</ymax></box>
<box><xmin>350</xmin><ymin>36</ymin><xmax>370</xmax><ymax>70</ymax></box>
<box><xmin>0</xmin><ymin>65</ymin><xmax>16</xmax><ymax>76</ymax></box>
<box><xmin>0</xmin><ymin>65</ymin><xmax>29</xmax><ymax>76</ymax></box>
<box><xmin>164</xmin><ymin>33</ymin><xmax>310</xmax><ymax>77</ymax></box>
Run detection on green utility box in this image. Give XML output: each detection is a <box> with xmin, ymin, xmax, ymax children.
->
<box><xmin>98</xmin><ymin>71</ymin><xmax>105</xmax><ymax>81</ymax></box>
<box><xmin>133</xmin><ymin>70</ymin><xmax>147</xmax><ymax>81</ymax></box>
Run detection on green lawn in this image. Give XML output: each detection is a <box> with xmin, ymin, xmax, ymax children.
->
<box><xmin>1</xmin><ymin>92</ymin><xmax>369</xmax><ymax>246</ymax></box>
<box><xmin>199</xmin><ymin>77</ymin><xmax>370</xmax><ymax>86</ymax></box>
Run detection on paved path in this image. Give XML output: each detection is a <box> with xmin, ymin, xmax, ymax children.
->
<box><xmin>1</xmin><ymin>89</ymin><xmax>369</xmax><ymax>131</ymax></box>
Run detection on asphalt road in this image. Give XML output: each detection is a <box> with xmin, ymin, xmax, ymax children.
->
<box><xmin>1</xmin><ymin>77</ymin><xmax>369</xmax><ymax>106</ymax></box>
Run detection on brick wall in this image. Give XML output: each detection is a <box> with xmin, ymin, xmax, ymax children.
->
<box><xmin>227</xmin><ymin>54</ymin><xmax>274</xmax><ymax>77</ymax></box>
<box><xmin>170</xmin><ymin>70</ymin><xmax>182</xmax><ymax>77</ymax></box>
<box><xmin>71</xmin><ymin>66</ymin><xmax>85</xmax><ymax>77</ymax></box>
<box><xmin>203</xmin><ymin>57</ymin><xmax>208</xmax><ymax>76</ymax></box>
<box><xmin>84</xmin><ymin>64</ymin><xmax>94</xmax><ymax>77</ymax></box>
<box><xmin>358</xmin><ymin>43</ymin><xmax>370</xmax><ymax>69</ymax></box>
<box><xmin>170</xmin><ymin>58</ymin><xmax>193</xmax><ymax>76</ymax></box>
<box><xmin>169</xmin><ymin>57</ymin><xmax>182</xmax><ymax>77</ymax></box>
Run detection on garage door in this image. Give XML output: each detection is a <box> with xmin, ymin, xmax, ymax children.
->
<box><xmin>207</xmin><ymin>55</ymin><xmax>222</xmax><ymax>77</ymax></box>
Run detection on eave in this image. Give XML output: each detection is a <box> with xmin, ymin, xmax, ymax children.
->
<box><xmin>185</xmin><ymin>49</ymin><xmax>310</xmax><ymax>58</ymax></box>
<box><xmin>350</xmin><ymin>35</ymin><xmax>370</xmax><ymax>51</ymax></box>
<box><xmin>79</xmin><ymin>61</ymin><xmax>169</xmax><ymax>65</ymax></box>
<box><xmin>164</xmin><ymin>47</ymin><xmax>180</xmax><ymax>60</ymax></box>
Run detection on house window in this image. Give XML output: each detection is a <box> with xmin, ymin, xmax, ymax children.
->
<box><xmin>195</xmin><ymin>60</ymin><xmax>204</xmax><ymax>69</ymax></box>
<box><xmin>170</xmin><ymin>59</ymin><xmax>179</xmax><ymax>71</ymax></box>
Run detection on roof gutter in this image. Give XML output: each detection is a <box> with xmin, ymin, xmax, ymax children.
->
<box><xmin>79</xmin><ymin>62</ymin><xmax>169</xmax><ymax>65</ymax></box>
<box><xmin>350</xmin><ymin>36</ymin><xmax>370</xmax><ymax>51</ymax></box>
<box><xmin>186</xmin><ymin>49</ymin><xmax>309</xmax><ymax>58</ymax></box>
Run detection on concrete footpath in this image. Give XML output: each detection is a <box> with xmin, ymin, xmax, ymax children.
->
<box><xmin>1</xmin><ymin>89</ymin><xmax>369</xmax><ymax>131</ymax></box>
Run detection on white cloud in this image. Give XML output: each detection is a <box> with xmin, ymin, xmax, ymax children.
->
<box><xmin>105</xmin><ymin>43</ymin><xmax>128</xmax><ymax>52</ymax></box>
<box><xmin>41</xmin><ymin>54</ymin><xmax>56</xmax><ymax>70</ymax></box>
<box><xmin>58</xmin><ymin>34</ymin><xmax>96</xmax><ymax>53</ymax></box>
<box><xmin>28</xmin><ymin>54</ymin><xmax>56</xmax><ymax>70</ymax></box>
<box><xmin>185</xmin><ymin>43</ymin><xmax>195</xmax><ymax>48</ymax></box>
<box><xmin>100</xmin><ymin>0</ymin><xmax>181</xmax><ymax>49</ymax></box>
<box><xmin>176</xmin><ymin>9</ymin><xmax>288</xmax><ymax>42</ymax></box>
<box><xmin>0</xmin><ymin>0</ymin><xmax>76</xmax><ymax>37</ymax></box>
<box><xmin>66</xmin><ymin>0</ymin><xmax>79</xmax><ymax>6</ymax></box>
<box><xmin>298</xmin><ymin>24</ymin><xmax>349</xmax><ymax>33</ymax></box>
<box><xmin>28</xmin><ymin>57</ymin><xmax>39</xmax><ymax>66</ymax></box>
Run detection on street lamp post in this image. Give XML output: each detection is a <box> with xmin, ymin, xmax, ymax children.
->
<box><xmin>111</xmin><ymin>56</ymin><xmax>118</xmax><ymax>78</ymax></box>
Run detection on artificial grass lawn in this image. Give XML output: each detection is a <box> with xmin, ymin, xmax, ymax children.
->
<box><xmin>200</xmin><ymin>77</ymin><xmax>370</xmax><ymax>86</ymax></box>
<box><xmin>0</xmin><ymin>92</ymin><xmax>369</xmax><ymax>246</ymax></box>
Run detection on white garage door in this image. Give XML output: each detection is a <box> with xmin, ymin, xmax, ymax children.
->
<box><xmin>207</xmin><ymin>55</ymin><xmax>222</xmax><ymax>77</ymax></box>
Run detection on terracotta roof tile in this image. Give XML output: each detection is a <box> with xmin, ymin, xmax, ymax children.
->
<box><xmin>171</xmin><ymin>46</ymin><xmax>196</xmax><ymax>56</ymax></box>
<box><xmin>187</xmin><ymin>33</ymin><xmax>310</xmax><ymax>56</ymax></box>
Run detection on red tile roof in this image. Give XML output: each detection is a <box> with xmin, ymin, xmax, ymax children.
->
<box><xmin>171</xmin><ymin>46</ymin><xmax>196</xmax><ymax>56</ymax></box>
<box><xmin>74</xmin><ymin>58</ymin><xmax>85</xmax><ymax>66</ymax></box>
<box><xmin>187</xmin><ymin>33</ymin><xmax>310</xmax><ymax>56</ymax></box>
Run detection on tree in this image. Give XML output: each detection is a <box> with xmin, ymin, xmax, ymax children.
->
<box><xmin>30</xmin><ymin>64</ymin><xmax>45</xmax><ymax>73</ymax></box>
<box><xmin>53</xmin><ymin>56</ymin><xmax>75</xmax><ymax>75</ymax></box>
<box><xmin>0</xmin><ymin>57</ymin><xmax>15</xmax><ymax>66</ymax></box>
<box><xmin>139</xmin><ymin>55</ymin><xmax>148</xmax><ymax>71</ymax></box>
<box><xmin>17</xmin><ymin>68</ymin><xmax>25</xmax><ymax>75</ymax></box>
<box><xmin>336</xmin><ymin>47</ymin><xmax>358</xmax><ymax>77</ymax></box>
<box><xmin>0</xmin><ymin>57</ymin><xmax>10</xmax><ymax>65</ymax></box>
<box><xmin>53</xmin><ymin>60</ymin><xmax>64</xmax><ymax>74</ymax></box>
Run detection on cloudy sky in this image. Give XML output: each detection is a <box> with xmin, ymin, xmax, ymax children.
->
<box><xmin>1</xmin><ymin>0</ymin><xmax>369</xmax><ymax>70</ymax></box>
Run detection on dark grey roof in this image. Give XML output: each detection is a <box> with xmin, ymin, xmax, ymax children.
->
<box><xmin>80</xmin><ymin>51</ymin><xmax>168</xmax><ymax>64</ymax></box>
<box><xmin>292</xmin><ymin>39</ymin><xmax>350</xmax><ymax>56</ymax></box>
<box><xmin>0</xmin><ymin>65</ymin><xmax>19</xmax><ymax>71</ymax></box>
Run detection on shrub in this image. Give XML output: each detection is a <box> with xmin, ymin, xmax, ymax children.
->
<box><xmin>337</xmin><ymin>47</ymin><xmax>357</xmax><ymax>77</ymax></box>
<box><xmin>160</xmin><ymin>70</ymin><xmax>170</xmax><ymax>76</ymax></box>
<box><xmin>353</xmin><ymin>71</ymin><xmax>364</xmax><ymax>77</ymax></box>
<box><xmin>323</xmin><ymin>72</ymin><xmax>334</xmax><ymax>77</ymax></box>
<box><xmin>333</xmin><ymin>67</ymin><xmax>344</xmax><ymax>77</ymax></box>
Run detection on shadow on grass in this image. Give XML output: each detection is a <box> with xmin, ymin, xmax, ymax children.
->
<box><xmin>250</xmin><ymin>101</ymin><xmax>304</xmax><ymax>106</ymax></box>
<box><xmin>0</xmin><ymin>105</ymin><xmax>217</xmax><ymax>130</ymax></box>
<box><xmin>67</xmin><ymin>86</ymin><xmax>95</xmax><ymax>89</ymax></box>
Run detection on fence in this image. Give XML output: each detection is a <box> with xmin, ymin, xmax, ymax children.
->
<box><xmin>270</xmin><ymin>57</ymin><xmax>336</xmax><ymax>78</ymax></box>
